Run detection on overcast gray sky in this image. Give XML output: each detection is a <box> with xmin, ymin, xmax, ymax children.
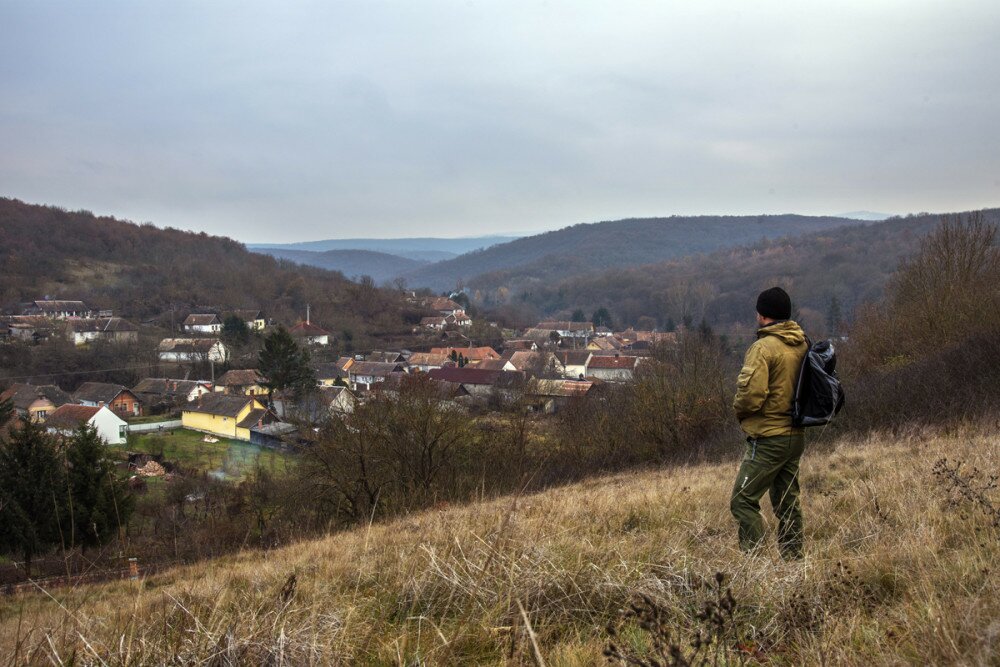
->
<box><xmin>2</xmin><ymin>1</ymin><xmax>999</xmax><ymax>242</ymax></box>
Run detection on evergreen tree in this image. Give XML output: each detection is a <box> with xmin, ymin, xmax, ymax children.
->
<box><xmin>258</xmin><ymin>327</ymin><xmax>317</xmax><ymax>404</ymax></box>
<box><xmin>66</xmin><ymin>425</ymin><xmax>133</xmax><ymax>552</ymax></box>
<box><xmin>571</xmin><ymin>308</ymin><xmax>586</xmax><ymax>322</ymax></box>
<box><xmin>591</xmin><ymin>307</ymin><xmax>613</xmax><ymax>329</ymax></box>
<box><xmin>221</xmin><ymin>314</ymin><xmax>251</xmax><ymax>347</ymax></box>
<box><xmin>0</xmin><ymin>419</ymin><xmax>67</xmax><ymax>575</ymax></box>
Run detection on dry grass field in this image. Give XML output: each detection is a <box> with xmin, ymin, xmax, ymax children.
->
<box><xmin>2</xmin><ymin>425</ymin><xmax>998</xmax><ymax>665</ymax></box>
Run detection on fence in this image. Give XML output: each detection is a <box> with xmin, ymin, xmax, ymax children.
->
<box><xmin>128</xmin><ymin>419</ymin><xmax>183</xmax><ymax>433</ymax></box>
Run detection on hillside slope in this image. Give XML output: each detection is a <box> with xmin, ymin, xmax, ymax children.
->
<box><xmin>252</xmin><ymin>247</ymin><xmax>426</xmax><ymax>283</ymax></box>
<box><xmin>6</xmin><ymin>429</ymin><xmax>997</xmax><ymax>665</ymax></box>
<box><xmin>0</xmin><ymin>197</ymin><xmax>410</xmax><ymax>338</ymax></box>
<box><xmin>402</xmin><ymin>215</ymin><xmax>865</xmax><ymax>291</ymax></box>
<box><xmin>486</xmin><ymin>209</ymin><xmax>1000</xmax><ymax>331</ymax></box>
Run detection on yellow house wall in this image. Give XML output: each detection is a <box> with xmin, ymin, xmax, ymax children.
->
<box><xmin>182</xmin><ymin>400</ymin><xmax>261</xmax><ymax>441</ymax></box>
<box><xmin>181</xmin><ymin>411</ymin><xmax>238</xmax><ymax>439</ymax></box>
<box><xmin>28</xmin><ymin>399</ymin><xmax>55</xmax><ymax>423</ymax></box>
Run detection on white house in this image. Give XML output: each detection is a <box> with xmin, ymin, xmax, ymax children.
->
<box><xmin>507</xmin><ymin>351</ymin><xmax>565</xmax><ymax>377</ymax></box>
<box><xmin>27</xmin><ymin>300</ymin><xmax>90</xmax><ymax>319</ymax></box>
<box><xmin>44</xmin><ymin>404</ymin><xmax>129</xmax><ymax>445</ymax></box>
<box><xmin>68</xmin><ymin>317</ymin><xmax>138</xmax><ymax>346</ymax></box>
<box><xmin>535</xmin><ymin>320</ymin><xmax>595</xmax><ymax>340</ymax></box>
<box><xmin>555</xmin><ymin>350</ymin><xmax>593</xmax><ymax>380</ymax></box>
<box><xmin>586</xmin><ymin>354</ymin><xmax>639</xmax><ymax>382</ymax></box>
<box><xmin>183</xmin><ymin>314</ymin><xmax>223</xmax><ymax>334</ymax></box>
<box><xmin>132</xmin><ymin>378</ymin><xmax>213</xmax><ymax>406</ymax></box>
<box><xmin>348</xmin><ymin>361</ymin><xmax>405</xmax><ymax>391</ymax></box>
<box><xmin>158</xmin><ymin>338</ymin><xmax>229</xmax><ymax>363</ymax></box>
<box><xmin>447</xmin><ymin>312</ymin><xmax>473</xmax><ymax>327</ymax></box>
<box><xmin>406</xmin><ymin>352</ymin><xmax>452</xmax><ymax>372</ymax></box>
<box><xmin>428</xmin><ymin>297</ymin><xmax>465</xmax><ymax>317</ymax></box>
<box><xmin>419</xmin><ymin>316</ymin><xmax>448</xmax><ymax>330</ymax></box>
<box><xmin>289</xmin><ymin>321</ymin><xmax>330</xmax><ymax>346</ymax></box>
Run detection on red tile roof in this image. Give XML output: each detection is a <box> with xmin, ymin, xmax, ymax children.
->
<box><xmin>429</xmin><ymin>297</ymin><xmax>462</xmax><ymax>312</ymax></box>
<box><xmin>430</xmin><ymin>346</ymin><xmax>500</xmax><ymax>361</ymax></box>
<box><xmin>587</xmin><ymin>355</ymin><xmax>638</xmax><ymax>369</ymax></box>
<box><xmin>217</xmin><ymin>369</ymin><xmax>266</xmax><ymax>386</ymax></box>
<box><xmin>183</xmin><ymin>314</ymin><xmax>220</xmax><ymax>326</ymax></box>
<box><xmin>290</xmin><ymin>321</ymin><xmax>330</xmax><ymax>336</ymax></box>
<box><xmin>44</xmin><ymin>404</ymin><xmax>102</xmax><ymax>429</ymax></box>
<box><xmin>0</xmin><ymin>383</ymin><xmax>72</xmax><ymax>411</ymax></box>
<box><xmin>428</xmin><ymin>367</ymin><xmax>505</xmax><ymax>385</ymax></box>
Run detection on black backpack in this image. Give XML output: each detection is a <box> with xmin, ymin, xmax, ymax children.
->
<box><xmin>791</xmin><ymin>338</ymin><xmax>846</xmax><ymax>427</ymax></box>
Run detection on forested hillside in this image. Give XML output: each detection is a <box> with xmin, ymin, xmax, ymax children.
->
<box><xmin>0</xmin><ymin>198</ymin><xmax>410</xmax><ymax>339</ymax></box>
<box><xmin>477</xmin><ymin>210</ymin><xmax>1000</xmax><ymax>332</ymax></box>
<box><xmin>401</xmin><ymin>214</ymin><xmax>865</xmax><ymax>291</ymax></box>
<box><xmin>253</xmin><ymin>247</ymin><xmax>425</xmax><ymax>283</ymax></box>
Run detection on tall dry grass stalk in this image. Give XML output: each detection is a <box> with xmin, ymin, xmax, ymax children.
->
<box><xmin>1</xmin><ymin>425</ymin><xmax>998</xmax><ymax>665</ymax></box>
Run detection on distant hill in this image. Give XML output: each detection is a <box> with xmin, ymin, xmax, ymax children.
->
<box><xmin>401</xmin><ymin>215</ymin><xmax>867</xmax><ymax>291</ymax></box>
<box><xmin>248</xmin><ymin>235</ymin><xmax>521</xmax><ymax>259</ymax></box>
<box><xmin>0</xmin><ymin>198</ymin><xmax>411</xmax><ymax>342</ymax></box>
<box><xmin>485</xmin><ymin>209</ymin><xmax>1000</xmax><ymax>333</ymax></box>
<box><xmin>252</xmin><ymin>247</ymin><xmax>426</xmax><ymax>283</ymax></box>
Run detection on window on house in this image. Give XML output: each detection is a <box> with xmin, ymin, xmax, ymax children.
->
<box><xmin>119</xmin><ymin>425</ymin><xmax>127</xmax><ymax>439</ymax></box>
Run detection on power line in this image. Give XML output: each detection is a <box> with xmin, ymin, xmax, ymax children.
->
<box><xmin>0</xmin><ymin>362</ymin><xmax>171</xmax><ymax>383</ymax></box>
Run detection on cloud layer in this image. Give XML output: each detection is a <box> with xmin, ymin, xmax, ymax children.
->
<box><xmin>2</xmin><ymin>0</ymin><xmax>999</xmax><ymax>241</ymax></box>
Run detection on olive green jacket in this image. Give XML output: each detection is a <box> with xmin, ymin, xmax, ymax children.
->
<box><xmin>734</xmin><ymin>320</ymin><xmax>808</xmax><ymax>438</ymax></box>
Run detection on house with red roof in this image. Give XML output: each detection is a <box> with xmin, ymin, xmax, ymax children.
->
<box><xmin>586</xmin><ymin>354</ymin><xmax>640</xmax><ymax>382</ymax></box>
<box><xmin>45</xmin><ymin>404</ymin><xmax>129</xmax><ymax>445</ymax></box>
<box><xmin>429</xmin><ymin>346</ymin><xmax>500</xmax><ymax>365</ymax></box>
<box><xmin>289</xmin><ymin>321</ymin><xmax>330</xmax><ymax>345</ymax></box>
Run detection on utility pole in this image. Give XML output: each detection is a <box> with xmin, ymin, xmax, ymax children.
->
<box><xmin>306</xmin><ymin>303</ymin><xmax>311</xmax><ymax>325</ymax></box>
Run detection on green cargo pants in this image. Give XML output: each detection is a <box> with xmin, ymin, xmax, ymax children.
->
<box><xmin>730</xmin><ymin>433</ymin><xmax>805</xmax><ymax>559</ymax></box>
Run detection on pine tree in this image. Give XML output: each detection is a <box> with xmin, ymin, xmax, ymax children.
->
<box><xmin>258</xmin><ymin>327</ymin><xmax>317</xmax><ymax>405</ymax></box>
<box><xmin>0</xmin><ymin>419</ymin><xmax>68</xmax><ymax>575</ymax></box>
<box><xmin>221</xmin><ymin>315</ymin><xmax>250</xmax><ymax>347</ymax></box>
<box><xmin>66</xmin><ymin>425</ymin><xmax>133</xmax><ymax>552</ymax></box>
<box><xmin>591</xmin><ymin>307</ymin><xmax>613</xmax><ymax>329</ymax></box>
<box><xmin>571</xmin><ymin>308</ymin><xmax>586</xmax><ymax>322</ymax></box>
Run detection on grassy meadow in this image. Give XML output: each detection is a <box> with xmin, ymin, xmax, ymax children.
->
<box><xmin>2</xmin><ymin>425</ymin><xmax>998</xmax><ymax>665</ymax></box>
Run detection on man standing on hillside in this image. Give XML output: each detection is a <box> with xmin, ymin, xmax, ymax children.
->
<box><xmin>730</xmin><ymin>287</ymin><xmax>808</xmax><ymax>560</ymax></box>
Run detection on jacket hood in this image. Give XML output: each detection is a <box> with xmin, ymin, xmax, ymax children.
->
<box><xmin>757</xmin><ymin>320</ymin><xmax>806</xmax><ymax>346</ymax></box>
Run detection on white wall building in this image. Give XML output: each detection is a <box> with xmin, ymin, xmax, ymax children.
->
<box><xmin>44</xmin><ymin>404</ymin><xmax>129</xmax><ymax>445</ymax></box>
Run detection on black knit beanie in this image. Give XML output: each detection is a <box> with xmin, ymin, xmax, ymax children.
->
<box><xmin>756</xmin><ymin>287</ymin><xmax>792</xmax><ymax>320</ymax></box>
